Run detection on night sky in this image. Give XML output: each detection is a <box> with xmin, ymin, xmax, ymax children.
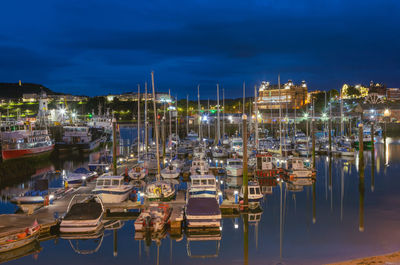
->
<box><xmin>0</xmin><ymin>0</ymin><xmax>399</xmax><ymax>98</ymax></box>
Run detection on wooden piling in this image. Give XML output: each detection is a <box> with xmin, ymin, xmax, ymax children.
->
<box><xmin>358</xmin><ymin>123</ymin><xmax>364</xmax><ymax>169</ymax></box>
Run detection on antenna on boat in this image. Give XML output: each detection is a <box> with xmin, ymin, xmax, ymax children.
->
<box><xmin>222</xmin><ymin>87</ymin><xmax>225</xmax><ymax>139</ymax></box>
<box><xmin>186</xmin><ymin>94</ymin><xmax>189</xmax><ymax>136</ymax></box>
<box><xmin>151</xmin><ymin>71</ymin><xmax>161</xmax><ymax>178</ymax></box>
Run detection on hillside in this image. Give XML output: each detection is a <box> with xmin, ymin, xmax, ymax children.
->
<box><xmin>0</xmin><ymin>82</ymin><xmax>57</xmax><ymax>99</ymax></box>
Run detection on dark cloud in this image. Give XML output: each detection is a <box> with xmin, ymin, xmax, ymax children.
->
<box><xmin>0</xmin><ymin>0</ymin><xmax>399</xmax><ymax>98</ymax></box>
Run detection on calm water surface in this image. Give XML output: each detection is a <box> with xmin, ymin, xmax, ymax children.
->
<box><xmin>1</xmin><ymin>138</ymin><xmax>400</xmax><ymax>265</ymax></box>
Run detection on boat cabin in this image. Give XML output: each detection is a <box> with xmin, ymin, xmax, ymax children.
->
<box><xmin>190</xmin><ymin>175</ymin><xmax>216</xmax><ymax>189</ymax></box>
<box><xmin>96</xmin><ymin>176</ymin><xmax>125</xmax><ymax>188</ymax></box>
<box><xmin>226</xmin><ymin>159</ymin><xmax>242</xmax><ymax>167</ymax></box>
<box><xmin>256</xmin><ymin>153</ymin><xmax>274</xmax><ymax>170</ymax></box>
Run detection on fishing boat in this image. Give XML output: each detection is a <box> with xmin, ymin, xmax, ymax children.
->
<box><xmin>92</xmin><ymin>176</ymin><xmax>133</xmax><ymax>203</ymax></box>
<box><xmin>134</xmin><ymin>203</ymin><xmax>172</xmax><ymax>233</ymax></box>
<box><xmin>144</xmin><ymin>181</ymin><xmax>176</xmax><ymax>201</ymax></box>
<box><xmin>254</xmin><ymin>152</ymin><xmax>284</xmax><ymax>179</ymax></box>
<box><xmin>190</xmin><ymin>158</ymin><xmax>210</xmax><ymax>175</ymax></box>
<box><xmin>161</xmin><ymin>164</ymin><xmax>181</xmax><ymax>179</ymax></box>
<box><xmin>185</xmin><ymin>197</ymin><xmax>221</xmax><ymax>228</ymax></box>
<box><xmin>188</xmin><ymin>175</ymin><xmax>219</xmax><ymax>199</ymax></box>
<box><xmin>60</xmin><ymin>195</ymin><xmax>104</xmax><ymax>234</ymax></box>
<box><xmin>0</xmin><ymin>220</ymin><xmax>40</xmax><ymax>253</ymax></box>
<box><xmin>240</xmin><ymin>180</ymin><xmax>263</xmax><ymax>203</ymax></box>
<box><xmin>230</xmin><ymin>137</ymin><xmax>243</xmax><ymax>153</ymax></box>
<box><xmin>283</xmin><ymin>157</ymin><xmax>315</xmax><ymax>179</ymax></box>
<box><xmin>57</xmin><ymin>126</ymin><xmax>101</xmax><ymax>151</ymax></box>
<box><xmin>225</xmin><ymin>158</ymin><xmax>243</xmax><ymax>177</ymax></box>
<box><xmin>1</xmin><ymin>129</ymin><xmax>54</xmax><ymax>160</ymax></box>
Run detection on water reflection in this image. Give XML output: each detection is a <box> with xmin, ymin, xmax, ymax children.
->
<box><xmin>2</xmin><ymin>141</ymin><xmax>400</xmax><ymax>264</ymax></box>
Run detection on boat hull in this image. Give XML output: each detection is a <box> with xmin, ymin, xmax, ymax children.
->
<box><xmin>2</xmin><ymin>144</ymin><xmax>54</xmax><ymax>160</ymax></box>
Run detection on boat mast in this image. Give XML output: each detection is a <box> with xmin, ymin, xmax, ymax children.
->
<box><xmin>145</xmin><ymin>82</ymin><xmax>148</xmax><ymax>155</ymax></box>
<box><xmin>279</xmin><ymin>74</ymin><xmax>282</xmax><ymax>156</ymax></box>
<box><xmin>340</xmin><ymin>86</ymin><xmax>344</xmax><ymax>137</ymax></box>
<box><xmin>169</xmin><ymin>89</ymin><xmax>172</xmax><ymax>162</ymax></box>
<box><xmin>243</xmin><ymin>81</ymin><xmax>245</xmax><ymax>136</ymax></box>
<box><xmin>186</xmin><ymin>94</ymin><xmax>189</xmax><ymax>136</ymax></box>
<box><xmin>197</xmin><ymin>85</ymin><xmax>201</xmax><ymax>141</ymax></box>
<box><xmin>137</xmin><ymin>84</ymin><xmax>141</xmax><ymax>158</ymax></box>
<box><xmin>208</xmin><ymin>98</ymin><xmax>210</xmax><ymax>138</ymax></box>
<box><xmin>217</xmin><ymin>84</ymin><xmax>221</xmax><ymax>142</ymax></box>
<box><xmin>254</xmin><ymin>85</ymin><xmax>259</xmax><ymax>150</ymax></box>
<box><xmin>223</xmin><ymin>87</ymin><xmax>225</xmax><ymax>139</ymax></box>
<box><xmin>151</xmin><ymin>71</ymin><xmax>161</xmax><ymax>178</ymax></box>
<box><xmin>175</xmin><ymin>95</ymin><xmax>178</xmax><ymax>156</ymax></box>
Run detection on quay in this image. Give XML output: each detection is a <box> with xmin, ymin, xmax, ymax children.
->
<box><xmin>0</xmin><ymin>160</ymin><xmax>240</xmax><ymax>240</ymax></box>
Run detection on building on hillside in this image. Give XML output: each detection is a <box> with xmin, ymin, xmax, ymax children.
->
<box><xmin>22</xmin><ymin>93</ymin><xmax>38</xmax><ymax>102</ymax></box>
<box><xmin>257</xmin><ymin>80</ymin><xmax>308</xmax><ymax>110</ymax></box>
<box><xmin>369</xmin><ymin>81</ymin><xmax>386</xmax><ymax>97</ymax></box>
<box><xmin>341</xmin><ymin>84</ymin><xmax>369</xmax><ymax>99</ymax></box>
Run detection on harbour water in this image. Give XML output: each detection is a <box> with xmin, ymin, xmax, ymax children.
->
<box><xmin>1</xmin><ymin>137</ymin><xmax>400</xmax><ymax>264</ymax></box>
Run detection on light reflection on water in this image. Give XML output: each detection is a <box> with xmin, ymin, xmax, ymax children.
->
<box><xmin>2</xmin><ymin>139</ymin><xmax>400</xmax><ymax>264</ymax></box>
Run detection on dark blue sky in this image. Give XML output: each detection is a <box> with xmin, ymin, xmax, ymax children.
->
<box><xmin>0</xmin><ymin>0</ymin><xmax>399</xmax><ymax>99</ymax></box>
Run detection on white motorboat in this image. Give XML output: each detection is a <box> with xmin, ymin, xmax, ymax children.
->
<box><xmin>284</xmin><ymin>157</ymin><xmax>315</xmax><ymax>179</ymax></box>
<box><xmin>190</xmin><ymin>158</ymin><xmax>210</xmax><ymax>175</ymax></box>
<box><xmin>145</xmin><ymin>181</ymin><xmax>176</xmax><ymax>201</ymax></box>
<box><xmin>60</xmin><ymin>195</ymin><xmax>104</xmax><ymax>234</ymax></box>
<box><xmin>185</xmin><ymin>197</ymin><xmax>221</xmax><ymax>228</ymax></box>
<box><xmin>134</xmin><ymin>203</ymin><xmax>172</xmax><ymax>233</ymax></box>
<box><xmin>188</xmin><ymin>175</ymin><xmax>219</xmax><ymax>199</ymax></box>
<box><xmin>225</xmin><ymin>158</ymin><xmax>243</xmax><ymax>177</ymax></box>
<box><xmin>239</xmin><ymin>181</ymin><xmax>263</xmax><ymax>203</ymax></box>
<box><xmin>92</xmin><ymin>176</ymin><xmax>133</xmax><ymax>203</ymax></box>
<box><xmin>193</xmin><ymin>146</ymin><xmax>207</xmax><ymax>159</ymax></box>
<box><xmin>161</xmin><ymin>164</ymin><xmax>181</xmax><ymax>179</ymax></box>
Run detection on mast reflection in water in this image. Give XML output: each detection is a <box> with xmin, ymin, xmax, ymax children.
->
<box><xmin>2</xmin><ymin>140</ymin><xmax>400</xmax><ymax>264</ymax></box>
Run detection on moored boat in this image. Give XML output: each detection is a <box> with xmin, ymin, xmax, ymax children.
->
<box><xmin>92</xmin><ymin>175</ymin><xmax>133</xmax><ymax>203</ymax></box>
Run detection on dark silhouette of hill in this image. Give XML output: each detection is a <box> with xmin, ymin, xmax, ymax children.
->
<box><xmin>0</xmin><ymin>82</ymin><xmax>58</xmax><ymax>99</ymax></box>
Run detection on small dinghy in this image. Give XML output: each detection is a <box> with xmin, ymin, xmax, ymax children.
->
<box><xmin>134</xmin><ymin>203</ymin><xmax>172</xmax><ymax>233</ymax></box>
<box><xmin>0</xmin><ymin>220</ymin><xmax>40</xmax><ymax>253</ymax></box>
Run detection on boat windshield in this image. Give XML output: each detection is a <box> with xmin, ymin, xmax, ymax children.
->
<box><xmin>228</xmin><ymin>161</ymin><xmax>242</xmax><ymax>166</ymax></box>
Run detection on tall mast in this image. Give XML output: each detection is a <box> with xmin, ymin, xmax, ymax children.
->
<box><xmin>208</xmin><ymin>98</ymin><xmax>210</xmax><ymax>138</ymax></box>
<box><xmin>254</xmin><ymin>85</ymin><xmax>259</xmax><ymax>150</ymax></box>
<box><xmin>217</xmin><ymin>84</ymin><xmax>221</xmax><ymax>142</ymax></box>
<box><xmin>197</xmin><ymin>85</ymin><xmax>201</xmax><ymax>141</ymax></box>
<box><xmin>340</xmin><ymin>87</ymin><xmax>344</xmax><ymax>137</ymax></box>
<box><xmin>186</xmin><ymin>94</ymin><xmax>189</xmax><ymax>136</ymax></box>
<box><xmin>144</xmin><ymin>82</ymin><xmax>148</xmax><ymax>155</ymax></box>
<box><xmin>175</xmin><ymin>95</ymin><xmax>178</xmax><ymax>156</ymax></box>
<box><xmin>151</xmin><ymin>71</ymin><xmax>161</xmax><ymax>178</ymax></box>
<box><xmin>222</xmin><ymin>88</ymin><xmax>225</xmax><ymax>139</ymax></box>
<box><xmin>137</xmin><ymin>84</ymin><xmax>141</xmax><ymax>158</ymax></box>
<box><xmin>243</xmin><ymin>81</ymin><xmax>245</xmax><ymax>137</ymax></box>
<box><xmin>169</xmin><ymin>89</ymin><xmax>172</xmax><ymax>161</ymax></box>
<box><xmin>279</xmin><ymin>74</ymin><xmax>282</xmax><ymax>156</ymax></box>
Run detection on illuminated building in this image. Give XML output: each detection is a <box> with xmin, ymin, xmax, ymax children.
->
<box><xmin>257</xmin><ymin>80</ymin><xmax>308</xmax><ymax>110</ymax></box>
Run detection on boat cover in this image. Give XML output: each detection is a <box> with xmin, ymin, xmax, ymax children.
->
<box><xmin>64</xmin><ymin>202</ymin><xmax>102</xmax><ymax>220</ymax></box>
<box><xmin>74</xmin><ymin>167</ymin><xmax>90</xmax><ymax>174</ymax></box>
<box><xmin>186</xmin><ymin>198</ymin><xmax>220</xmax><ymax>216</ymax></box>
